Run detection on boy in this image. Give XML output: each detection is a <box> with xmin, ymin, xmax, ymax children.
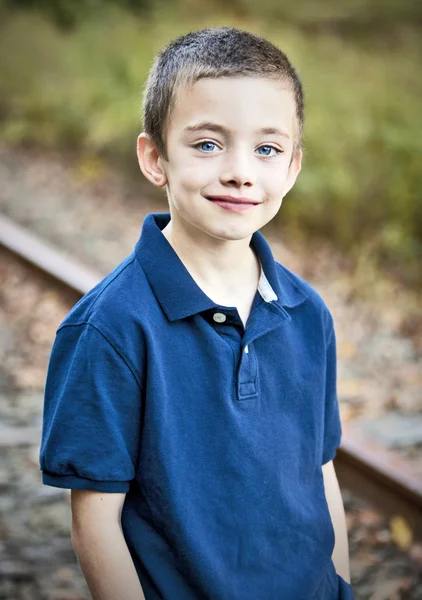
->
<box><xmin>39</xmin><ymin>27</ymin><xmax>354</xmax><ymax>599</ymax></box>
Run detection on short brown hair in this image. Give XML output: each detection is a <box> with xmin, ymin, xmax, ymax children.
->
<box><xmin>141</xmin><ymin>27</ymin><xmax>304</xmax><ymax>161</ymax></box>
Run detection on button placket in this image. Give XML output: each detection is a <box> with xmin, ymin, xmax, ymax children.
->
<box><xmin>234</xmin><ymin>304</ymin><xmax>291</xmax><ymax>402</ymax></box>
<box><xmin>237</xmin><ymin>342</ymin><xmax>258</xmax><ymax>400</ymax></box>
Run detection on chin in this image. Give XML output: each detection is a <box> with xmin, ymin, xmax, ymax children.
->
<box><xmin>204</xmin><ymin>220</ymin><xmax>258</xmax><ymax>241</ymax></box>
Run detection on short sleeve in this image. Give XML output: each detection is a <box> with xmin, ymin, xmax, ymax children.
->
<box><xmin>321</xmin><ymin>312</ymin><xmax>342</xmax><ymax>465</ymax></box>
<box><xmin>39</xmin><ymin>322</ymin><xmax>143</xmax><ymax>492</ymax></box>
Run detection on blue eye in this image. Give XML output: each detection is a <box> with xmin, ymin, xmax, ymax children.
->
<box><xmin>197</xmin><ymin>141</ymin><xmax>217</xmax><ymax>152</ymax></box>
<box><xmin>257</xmin><ymin>145</ymin><xmax>280</xmax><ymax>157</ymax></box>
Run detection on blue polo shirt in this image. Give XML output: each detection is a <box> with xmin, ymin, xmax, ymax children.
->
<box><xmin>39</xmin><ymin>211</ymin><xmax>354</xmax><ymax>600</ymax></box>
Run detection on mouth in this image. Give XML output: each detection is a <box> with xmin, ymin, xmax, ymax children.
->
<box><xmin>206</xmin><ymin>196</ymin><xmax>260</xmax><ymax>213</ymax></box>
<box><xmin>206</xmin><ymin>195</ymin><xmax>260</xmax><ymax>206</ymax></box>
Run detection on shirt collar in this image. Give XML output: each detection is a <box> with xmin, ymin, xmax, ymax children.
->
<box><xmin>135</xmin><ymin>212</ymin><xmax>308</xmax><ymax>322</ymax></box>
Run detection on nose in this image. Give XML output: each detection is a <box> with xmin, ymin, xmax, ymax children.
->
<box><xmin>219</xmin><ymin>148</ymin><xmax>255</xmax><ymax>188</ymax></box>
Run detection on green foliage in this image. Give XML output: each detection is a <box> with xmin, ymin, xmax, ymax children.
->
<box><xmin>272</xmin><ymin>27</ymin><xmax>422</xmax><ymax>287</ymax></box>
<box><xmin>5</xmin><ymin>0</ymin><xmax>153</xmax><ymax>29</ymax></box>
<box><xmin>0</xmin><ymin>4</ymin><xmax>421</xmax><ymax>287</ymax></box>
<box><xmin>224</xmin><ymin>0</ymin><xmax>422</xmax><ymax>30</ymax></box>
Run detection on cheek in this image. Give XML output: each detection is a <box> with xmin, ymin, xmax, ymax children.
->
<box><xmin>262</xmin><ymin>163</ymin><xmax>289</xmax><ymax>194</ymax></box>
<box><xmin>171</xmin><ymin>160</ymin><xmax>214</xmax><ymax>193</ymax></box>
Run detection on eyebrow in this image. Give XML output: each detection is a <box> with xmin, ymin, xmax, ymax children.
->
<box><xmin>183</xmin><ymin>121</ymin><xmax>291</xmax><ymax>140</ymax></box>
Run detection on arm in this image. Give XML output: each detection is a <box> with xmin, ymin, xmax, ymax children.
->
<box><xmin>322</xmin><ymin>460</ymin><xmax>351</xmax><ymax>584</ymax></box>
<box><xmin>71</xmin><ymin>490</ymin><xmax>146</xmax><ymax>600</ymax></box>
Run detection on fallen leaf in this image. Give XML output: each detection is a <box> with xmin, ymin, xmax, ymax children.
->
<box><xmin>389</xmin><ymin>515</ymin><xmax>413</xmax><ymax>550</ymax></box>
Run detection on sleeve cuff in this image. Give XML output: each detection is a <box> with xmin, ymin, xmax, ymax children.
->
<box><xmin>41</xmin><ymin>471</ymin><xmax>131</xmax><ymax>492</ymax></box>
<box><xmin>322</xmin><ymin>437</ymin><xmax>341</xmax><ymax>464</ymax></box>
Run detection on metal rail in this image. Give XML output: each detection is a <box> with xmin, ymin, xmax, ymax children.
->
<box><xmin>1</xmin><ymin>213</ymin><xmax>421</xmax><ymax>539</ymax></box>
<box><xmin>337</xmin><ymin>423</ymin><xmax>422</xmax><ymax>539</ymax></box>
<box><xmin>0</xmin><ymin>213</ymin><xmax>99</xmax><ymax>295</ymax></box>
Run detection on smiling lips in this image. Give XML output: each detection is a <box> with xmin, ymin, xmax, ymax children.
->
<box><xmin>206</xmin><ymin>195</ymin><xmax>260</xmax><ymax>205</ymax></box>
<box><xmin>207</xmin><ymin>196</ymin><xmax>260</xmax><ymax>213</ymax></box>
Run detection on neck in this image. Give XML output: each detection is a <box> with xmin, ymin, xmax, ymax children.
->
<box><xmin>160</xmin><ymin>217</ymin><xmax>260</xmax><ymax>295</ymax></box>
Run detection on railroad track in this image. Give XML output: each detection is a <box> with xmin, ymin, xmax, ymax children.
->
<box><xmin>1</xmin><ymin>212</ymin><xmax>421</xmax><ymax>541</ymax></box>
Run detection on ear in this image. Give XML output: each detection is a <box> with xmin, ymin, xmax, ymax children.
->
<box><xmin>136</xmin><ymin>133</ymin><xmax>168</xmax><ymax>187</ymax></box>
<box><xmin>283</xmin><ymin>148</ymin><xmax>303</xmax><ymax>196</ymax></box>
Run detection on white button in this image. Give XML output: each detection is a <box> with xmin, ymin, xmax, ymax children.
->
<box><xmin>213</xmin><ymin>312</ymin><xmax>227</xmax><ymax>323</ymax></box>
<box><xmin>245</xmin><ymin>345</ymin><xmax>249</xmax><ymax>353</ymax></box>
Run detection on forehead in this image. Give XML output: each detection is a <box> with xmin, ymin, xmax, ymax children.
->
<box><xmin>168</xmin><ymin>76</ymin><xmax>297</xmax><ymax>141</ymax></box>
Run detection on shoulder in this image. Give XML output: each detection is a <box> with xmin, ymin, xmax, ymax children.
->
<box><xmin>55</xmin><ymin>251</ymin><xmax>152</xmax><ymax>377</ymax></box>
<box><xmin>58</xmin><ymin>251</ymin><xmax>146</xmax><ymax>328</ymax></box>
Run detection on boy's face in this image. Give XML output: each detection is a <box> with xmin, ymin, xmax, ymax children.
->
<box><xmin>137</xmin><ymin>76</ymin><xmax>302</xmax><ymax>243</ymax></box>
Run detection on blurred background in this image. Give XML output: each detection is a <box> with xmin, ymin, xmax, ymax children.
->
<box><xmin>0</xmin><ymin>1</ymin><xmax>421</xmax><ymax>599</ymax></box>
